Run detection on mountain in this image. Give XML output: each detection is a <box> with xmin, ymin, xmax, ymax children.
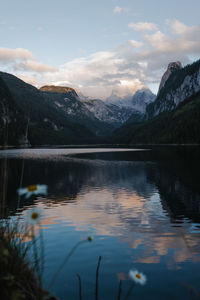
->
<box><xmin>124</xmin><ymin>89</ymin><xmax>155</xmax><ymax>124</ymax></box>
<box><xmin>158</xmin><ymin>61</ymin><xmax>182</xmax><ymax>94</ymax></box>
<box><xmin>147</xmin><ymin>60</ymin><xmax>200</xmax><ymax>118</ymax></box>
<box><xmin>131</xmin><ymin>88</ymin><xmax>156</xmax><ymax>112</ymax></box>
<box><xmin>81</xmin><ymin>88</ymin><xmax>155</xmax><ymax>128</ymax></box>
<box><xmin>39</xmin><ymin>86</ymin><xmax>156</xmax><ymax>134</ymax></box>
<box><xmin>0</xmin><ymin>76</ymin><xmax>28</xmax><ymax>146</ymax></box>
<box><xmin>40</xmin><ymin>85</ymin><xmax>77</xmax><ymax>95</ymax></box>
<box><xmin>113</xmin><ymin>91</ymin><xmax>200</xmax><ymax>144</ymax></box>
<box><xmin>0</xmin><ymin>72</ymin><xmax>95</xmax><ymax>146</ymax></box>
<box><xmin>82</xmin><ymin>98</ymin><xmax>134</xmax><ymax>128</ymax></box>
<box><xmin>105</xmin><ymin>88</ymin><xmax>155</xmax><ymax>110</ymax></box>
<box><xmin>105</xmin><ymin>91</ymin><xmax>133</xmax><ymax>107</ymax></box>
<box><xmin>40</xmin><ymin>86</ymin><xmax>114</xmax><ymax>135</ymax></box>
<box><xmin>2</xmin><ymin>58</ymin><xmax>199</xmax><ymax>146</ymax></box>
<box><xmin>113</xmin><ymin>59</ymin><xmax>200</xmax><ymax>144</ymax></box>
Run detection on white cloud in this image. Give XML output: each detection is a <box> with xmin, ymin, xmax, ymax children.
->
<box><xmin>0</xmin><ymin>47</ymin><xmax>57</xmax><ymax>73</ymax></box>
<box><xmin>1</xmin><ymin>20</ymin><xmax>200</xmax><ymax>98</ymax></box>
<box><xmin>113</xmin><ymin>6</ymin><xmax>129</xmax><ymax>14</ymax></box>
<box><xmin>128</xmin><ymin>40</ymin><xmax>143</xmax><ymax>48</ymax></box>
<box><xmin>166</xmin><ymin>19</ymin><xmax>188</xmax><ymax>35</ymax></box>
<box><xmin>129</xmin><ymin>22</ymin><xmax>158</xmax><ymax>32</ymax></box>
<box><xmin>0</xmin><ymin>47</ymin><xmax>33</xmax><ymax>62</ymax></box>
<box><xmin>15</xmin><ymin>60</ymin><xmax>57</xmax><ymax>72</ymax></box>
<box><xmin>144</xmin><ymin>31</ymin><xmax>171</xmax><ymax>51</ymax></box>
<box><xmin>143</xmin><ymin>21</ymin><xmax>200</xmax><ymax>58</ymax></box>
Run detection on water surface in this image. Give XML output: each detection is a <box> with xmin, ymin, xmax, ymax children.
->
<box><xmin>1</xmin><ymin>147</ymin><xmax>200</xmax><ymax>299</ymax></box>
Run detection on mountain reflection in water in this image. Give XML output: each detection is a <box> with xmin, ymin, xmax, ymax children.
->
<box><xmin>0</xmin><ymin>147</ymin><xmax>200</xmax><ymax>300</ymax></box>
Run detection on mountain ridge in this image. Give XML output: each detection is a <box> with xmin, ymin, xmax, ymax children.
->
<box><xmin>82</xmin><ymin>88</ymin><xmax>156</xmax><ymax>127</ymax></box>
<box><xmin>1</xmin><ymin>58</ymin><xmax>200</xmax><ymax>146</ymax></box>
<box><xmin>0</xmin><ymin>71</ymin><xmax>95</xmax><ymax>146</ymax></box>
<box><xmin>113</xmin><ymin>59</ymin><xmax>200</xmax><ymax>144</ymax></box>
<box><xmin>40</xmin><ymin>85</ymin><xmax>78</xmax><ymax>96</ymax></box>
<box><xmin>147</xmin><ymin>59</ymin><xmax>200</xmax><ymax>118</ymax></box>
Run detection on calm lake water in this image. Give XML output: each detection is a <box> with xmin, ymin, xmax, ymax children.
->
<box><xmin>1</xmin><ymin>146</ymin><xmax>200</xmax><ymax>300</ymax></box>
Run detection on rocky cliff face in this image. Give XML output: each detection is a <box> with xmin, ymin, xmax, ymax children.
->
<box><xmin>85</xmin><ymin>88</ymin><xmax>156</xmax><ymax>126</ymax></box>
<box><xmin>131</xmin><ymin>88</ymin><xmax>156</xmax><ymax>113</ymax></box>
<box><xmin>82</xmin><ymin>99</ymin><xmax>133</xmax><ymax>127</ymax></box>
<box><xmin>40</xmin><ymin>85</ymin><xmax>78</xmax><ymax>97</ymax></box>
<box><xmin>165</xmin><ymin>67</ymin><xmax>200</xmax><ymax>106</ymax></box>
<box><xmin>105</xmin><ymin>88</ymin><xmax>155</xmax><ymax>111</ymax></box>
<box><xmin>41</xmin><ymin>86</ymin><xmax>156</xmax><ymax>129</ymax></box>
<box><xmin>0</xmin><ymin>76</ymin><xmax>29</xmax><ymax>146</ymax></box>
<box><xmin>147</xmin><ymin>59</ymin><xmax>200</xmax><ymax>118</ymax></box>
<box><xmin>40</xmin><ymin>87</ymin><xmax>115</xmax><ymax>135</ymax></box>
<box><xmin>158</xmin><ymin>61</ymin><xmax>182</xmax><ymax>94</ymax></box>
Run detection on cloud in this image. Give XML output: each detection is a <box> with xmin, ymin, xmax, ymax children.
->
<box><xmin>113</xmin><ymin>6</ymin><xmax>129</xmax><ymax>14</ymax></box>
<box><xmin>0</xmin><ymin>47</ymin><xmax>57</xmax><ymax>73</ymax></box>
<box><xmin>1</xmin><ymin>20</ymin><xmax>200</xmax><ymax>98</ymax></box>
<box><xmin>128</xmin><ymin>22</ymin><xmax>158</xmax><ymax>32</ymax></box>
<box><xmin>140</xmin><ymin>21</ymin><xmax>200</xmax><ymax>66</ymax></box>
<box><xmin>128</xmin><ymin>40</ymin><xmax>143</xmax><ymax>48</ymax></box>
<box><xmin>14</xmin><ymin>60</ymin><xmax>57</xmax><ymax>72</ymax></box>
<box><xmin>167</xmin><ymin>19</ymin><xmax>200</xmax><ymax>43</ymax></box>
<box><xmin>50</xmin><ymin>51</ymin><xmax>143</xmax><ymax>98</ymax></box>
<box><xmin>0</xmin><ymin>47</ymin><xmax>33</xmax><ymax>62</ymax></box>
<box><xmin>167</xmin><ymin>19</ymin><xmax>188</xmax><ymax>35</ymax></box>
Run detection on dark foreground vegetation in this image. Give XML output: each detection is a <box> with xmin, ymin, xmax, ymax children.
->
<box><xmin>0</xmin><ymin>223</ymin><xmax>56</xmax><ymax>300</ymax></box>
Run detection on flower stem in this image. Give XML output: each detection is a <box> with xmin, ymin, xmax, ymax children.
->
<box><xmin>124</xmin><ymin>282</ymin><xmax>135</xmax><ymax>300</ymax></box>
<box><xmin>95</xmin><ymin>256</ymin><xmax>102</xmax><ymax>300</ymax></box>
<box><xmin>48</xmin><ymin>239</ymin><xmax>87</xmax><ymax>290</ymax></box>
<box><xmin>117</xmin><ymin>280</ymin><xmax>122</xmax><ymax>300</ymax></box>
<box><xmin>77</xmin><ymin>274</ymin><xmax>82</xmax><ymax>300</ymax></box>
<box><xmin>39</xmin><ymin>223</ymin><xmax>45</xmax><ymax>284</ymax></box>
<box><xmin>31</xmin><ymin>226</ymin><xmax>42</xmax><ymax>298</ymax></box>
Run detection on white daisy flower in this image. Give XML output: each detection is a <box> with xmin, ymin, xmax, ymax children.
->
<box><xmin>17</xmin><ymin>184</ymin><xmax>48</xmax><ymax>199</ymax></box>
<box><xmin>26</xmin><ymin>207</ymin><xmax>42</xmax><ymax>225</ymax></box>
<box><xmin>129</xmin><ymin>269</ymin><xmax>147</xmax><ymax>285</ymax></box>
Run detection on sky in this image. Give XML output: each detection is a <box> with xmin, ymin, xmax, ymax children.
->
<box><xmin>0</xmin><ymin>0</ymin><xmax>200</xmax><ymax>99</ymax></box>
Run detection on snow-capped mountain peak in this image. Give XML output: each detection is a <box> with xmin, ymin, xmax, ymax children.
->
<box><xmin>105</xmin><ymin>88</ymin><xmax>155</xmax><ymax>111</ymax></box>
<box><xmin>131</xmin><ymin>88</ymin><xmax>156</xmax><ymax>113</ymax></box>
<box><xmin>105</xmin><ymin>91</ymin><xmax>133</xmax><ymax>108</ymax></box>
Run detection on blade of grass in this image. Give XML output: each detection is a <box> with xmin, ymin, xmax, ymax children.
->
<box><xmin>117</xmin><ymin>280</ymin><xmax>122</xmax><ymax>300</ymax></box>
<box><xmin>77</xmin><ymin>274</ymin><xmax>82</xmax><ymax>300</ymax></box>
<box><xmin>95</xmin><ymin>256</ymin><xmax>102</xmax><ymax>300</ymax></box>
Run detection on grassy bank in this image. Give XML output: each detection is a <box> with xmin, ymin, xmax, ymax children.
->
<box><xmin>0</xmin><ymin>221</ymin><xmax>57</xmax><ymax>300</ymax></box>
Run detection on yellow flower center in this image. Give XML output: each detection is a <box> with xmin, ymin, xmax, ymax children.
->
<box><xmin>28</xmin><ymin>185</ymin><xmax>38</xmax><ymax>192</ymax></box>
<box><xmin>136</xmin><ymin>274</ymin><xmax>141</xmax><ymax>279</ymax></box>
<box><xmin>31</xmin><ymin>212</ymin><xmax>39</xmax><ymax>220</ymax></box>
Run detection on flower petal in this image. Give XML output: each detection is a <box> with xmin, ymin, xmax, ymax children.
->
<box><xmin>26</xmin><ymin>207</ymin><xmax>42</xmax><ymax>225</ymax></box>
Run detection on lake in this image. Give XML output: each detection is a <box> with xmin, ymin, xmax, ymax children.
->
<box><xmin>0</xmin><ymin>146</ymin><xmax>200</xmax><ymax>300</ymax></box>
